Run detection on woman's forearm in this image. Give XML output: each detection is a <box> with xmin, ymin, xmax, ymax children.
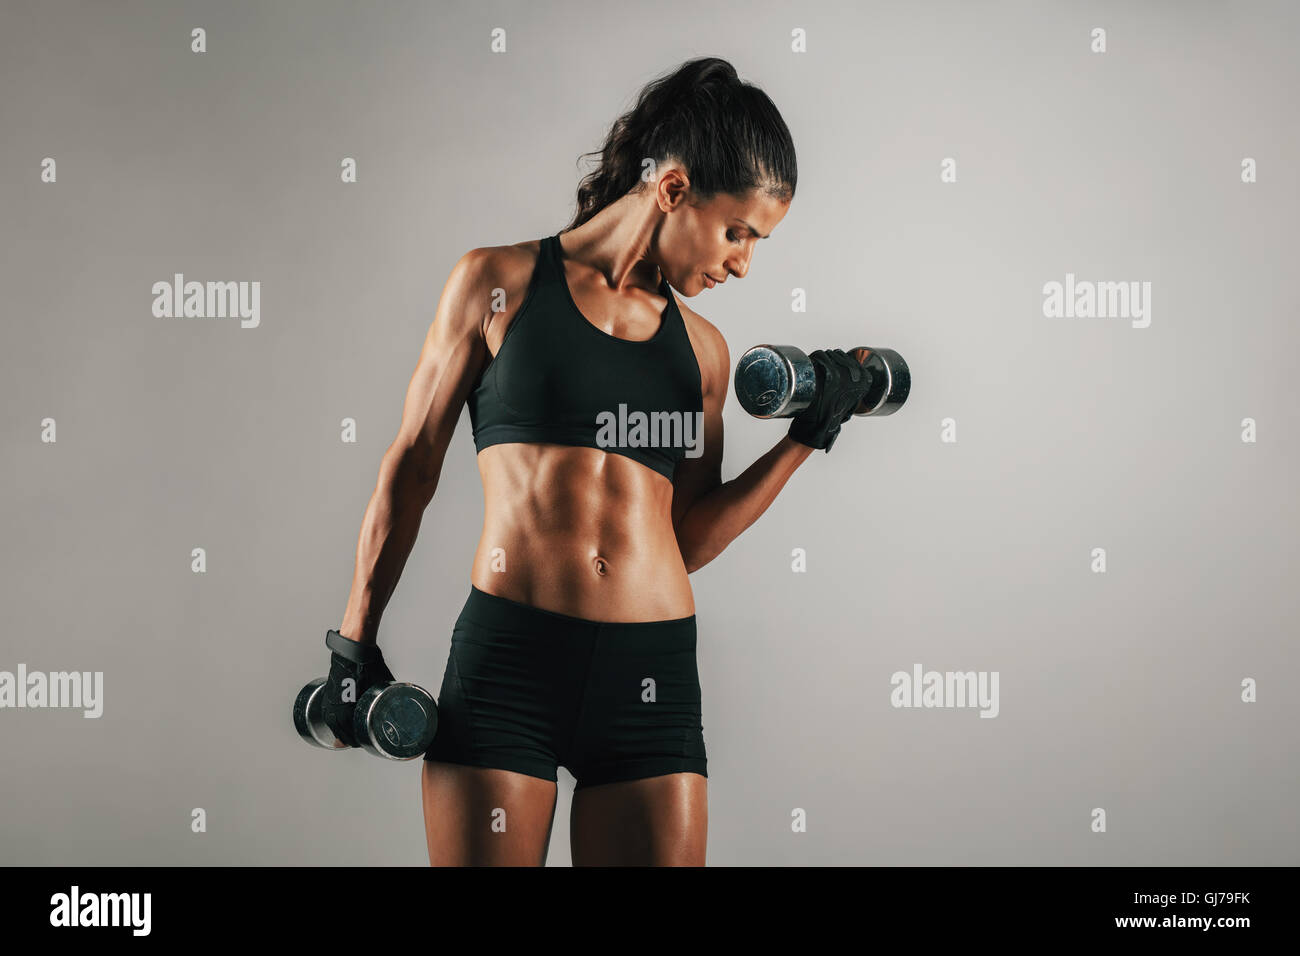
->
<box><xmin>678</xmin><ymin>434</ymin><xmax>814</xmax><ymax>573</ymax></box>
<box><xmin>338</xmin><ymin>449</ymin><xmax>439</xmax><ymax>645</ymax></box>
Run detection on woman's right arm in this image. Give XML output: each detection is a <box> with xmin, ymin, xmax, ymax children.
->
<box><xmin>334</xmin><ymin>248</ymin><xmax>498</xmax><ymax>646</ymax></box>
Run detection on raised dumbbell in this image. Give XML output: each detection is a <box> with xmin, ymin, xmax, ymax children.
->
<box><xmin>733</xmin><ymin>345</ymin><xmax>910</xmax><ymax>419</ymax></box>
<box><xmin>293</xmin><ymin>632</ymin><xmax>438</xmax><ymax>761</ymax></box>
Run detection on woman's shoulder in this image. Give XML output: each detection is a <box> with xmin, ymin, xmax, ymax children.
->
<box><xmin>453</xmin><ymin>238</ymin><xmax>544</xmax><ymax>295</ymax></box>
<box><xmin>447</xmin><ymin>239</ymin><xmax>548</xmax><ymax>354</ymax></box>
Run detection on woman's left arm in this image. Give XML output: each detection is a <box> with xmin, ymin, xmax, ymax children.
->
<box><xmin>672</xmin><ymin>321</ymin><xmax>814</xmax><ymax>573</ymax></box>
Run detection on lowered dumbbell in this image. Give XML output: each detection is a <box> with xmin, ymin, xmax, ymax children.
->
<box><xmin>293</xmin><ymin>631</ymin><xmax>438</xmax><ymax>761</ymax></box>
<box><xmin>733</xmin><ymin>345</ymin><xmax>910</xmax><ymax>419</ymax></box>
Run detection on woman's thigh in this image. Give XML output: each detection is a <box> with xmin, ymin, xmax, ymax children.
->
<box><xmin>422</xmin><ymin>761</ymin><xmax>558</xmax><ymax>866</ymax></box>
<box><xmin>569</xmin><ymin>772</ymin><xmax>707</xmax><ymax>866</ymax></box>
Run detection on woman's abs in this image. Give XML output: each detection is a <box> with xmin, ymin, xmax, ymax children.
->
<box><xmin>469</xmin><ymin>443</ymin><xmax>694</xmax><ymax>622</ymax></box>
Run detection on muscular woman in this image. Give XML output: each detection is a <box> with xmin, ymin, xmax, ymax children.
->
<box><xmin>322</xmin><ymin>57</ymin><xmax>871</xmax><ymax>865</ymax></box>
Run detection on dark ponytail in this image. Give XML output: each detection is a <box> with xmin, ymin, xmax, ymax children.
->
<box><xmin>564</xmin><ymin>56</ymin><xmax>797</xmax><ymax>231</ymax></box>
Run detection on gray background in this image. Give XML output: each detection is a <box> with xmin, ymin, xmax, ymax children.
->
<box><xmin>2</xmin><ymin>0</ymin><xmax>1296</xmax><ymax>865</ymax></box>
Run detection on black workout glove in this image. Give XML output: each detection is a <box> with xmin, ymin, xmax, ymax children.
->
<box><xmin>320</xmin><ymin>629</ymin><xmax>395</xmax><ymax>748</ymax></box>
<box><xmin>787</xmin><ymin>348</ymin><xmax>874</xmax><ymax>452</ymax></box>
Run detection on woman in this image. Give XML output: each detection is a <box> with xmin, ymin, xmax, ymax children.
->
<box><xmin>323</xmin><ymin>56</ymin><xmax>871</xmax><ymax>865</ymax></box>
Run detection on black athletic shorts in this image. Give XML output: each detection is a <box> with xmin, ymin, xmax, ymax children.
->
<box><xmin>423</xmin><ymin>585</ymin><xmax>707</xmax><ymax>790</ymax></box>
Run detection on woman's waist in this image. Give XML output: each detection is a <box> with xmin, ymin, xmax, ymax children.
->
<box><xmin>456</xmin><ymin>582</ymin><xmax>698</xmax><ymax>636</ymax></box>
<box><xmin>469</xmin><ymin>532</ymin><xmax>693</xmax><ymax>623</ymax></box>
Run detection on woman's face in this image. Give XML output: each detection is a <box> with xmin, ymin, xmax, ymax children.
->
<box><xmin>657</xmin><ymin>185</ymin><xmax>790</xmax><ymax>296</ymax></box>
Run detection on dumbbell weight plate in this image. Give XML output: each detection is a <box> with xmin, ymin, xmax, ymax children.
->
<box><xmin>847</xmin><ymin>346</ymin><xmax>910</xmax><ymax>416</ymax></box>
<box><xmin>733</xmin><ymin>345</ymin><xmax>819</xmax><ymax>418</ymax></box>
<box><xmin>292</xmin><ymin>678</ymin><xmax>351</xmax><ymax>751</ymax></box>
<box><xmin>352</xmin><ymin>682</ymin><xmax>439</xmax><ymax>761</ymax></box>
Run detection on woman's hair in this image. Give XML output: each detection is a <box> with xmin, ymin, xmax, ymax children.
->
<box><xmin>564</xmin><ymin>56</ymin><xmax>797</xmax><ymax>231</ymax></box>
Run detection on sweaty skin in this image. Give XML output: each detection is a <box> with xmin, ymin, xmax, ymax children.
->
<box><xmin>336</xmin><ymin>171</ymin><xmax>811</xmax><ymax>865</ymax></box>
<box><xmin>338</xmin><ymin>172</ymin><xmax>806</xmax><ymax>639</ymax></box>
<box><xmin>472</xmin><ymin>234</ymin><xmax>712</xmax><ymax>622</ymax></box>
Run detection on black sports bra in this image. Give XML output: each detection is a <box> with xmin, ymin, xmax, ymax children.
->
<box><xmin>467</xmin><ymin>234</ymin><xmax>705</xmax><ymax>481</ymax></box>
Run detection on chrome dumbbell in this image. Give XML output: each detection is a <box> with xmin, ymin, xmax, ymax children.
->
<box><xmin>733</xmin><ymin>345</ymin><xmax>910</xmax><ymax>419</ymax></box>
<box><xmin>293</xmin><ymin>630</ymin><xmax>438</xmax><ymax>761</ymax></box>
<box><xmin>293</xmin><ymin>676</ymin><xmax>438</xmax><ymax>760</ymax></box>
